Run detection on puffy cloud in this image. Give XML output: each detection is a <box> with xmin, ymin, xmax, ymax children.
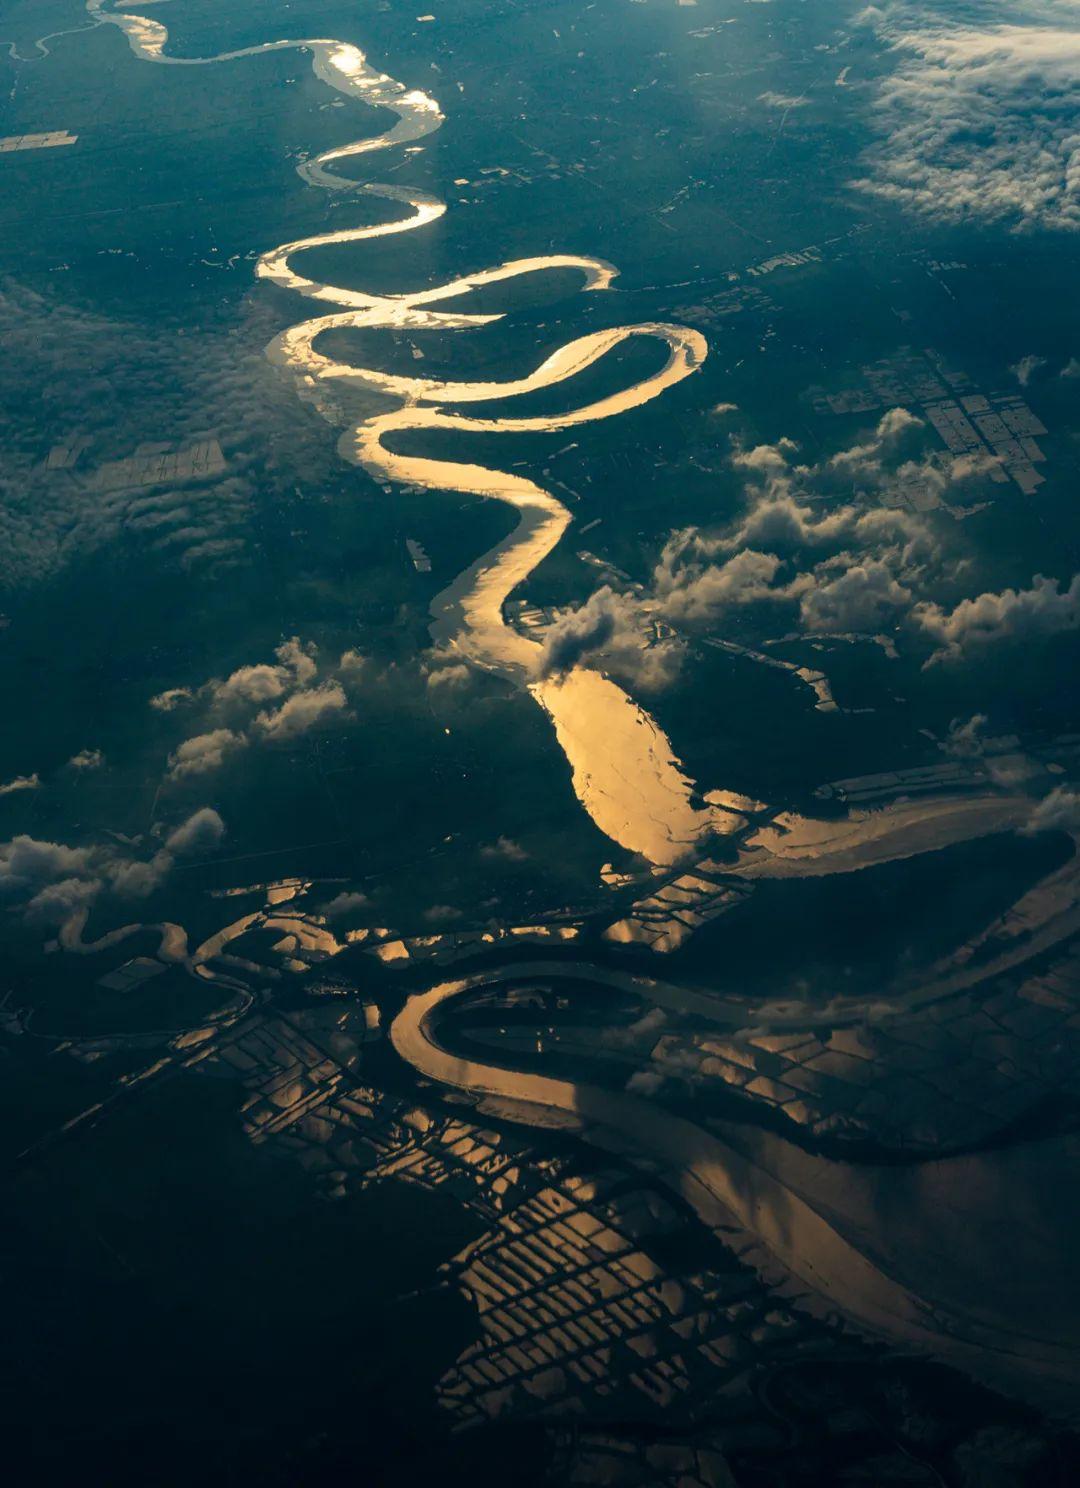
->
<box><xmin>106</xmin><ymin>807</ymin><xmax>224</xmax><ymax>895</ymax></box>
<box><xmin>943</xmin><ymin>713</ymin><xmax>990</xmax><ymax>758</ymax></box>
<box><xmin>321</xmin><ymin>890</ymin><xmax>370</xmax><ymax>919</ymax></box>
<box><xmin>426</xmin><ymin>660</ymin><xmax>472</xmax><ymax>691</ymax></box>
<box><xmin>272</xmin><ymin>637</ymin><xmax>319</xmax><ymax>687</ymax></box>
<box><xmin>534</xmin><ymin>419</ymin><xmax>944</xmax><ymax>675</ymax></box>
<box><xmin>876</xmin><ymin>406</ymin><xmax>925</xmax><ymax>441</ymax></box>
<box><xmin>480</xmin><ymin>836</ymin><xmax>529</xmax><ymax>862</ymax></box>
<box><xmin>1011</xmin><ymin>353</ymin><xmax>1048</xmax><ymax>386</ymax></box>
<box><xmin>726</xmin><ymin>412</ymin><xmax>941</xmax><ymax>519</ymax></box>
<box><xmin>719</xmin><ymin>492</ymin><xmax>931</xmax><ymax>564</ymax></box>
<box><xmin>852</xmin><ymin>507</ymin><xmax>937</xmax><ymax>564</ymax></box>
<box><xmin>798</xmin><ymin>557</ymin><xmax>913</xmax><ymax>632</ymax></box>
<box><xmin>166</xmin><ymin>728</ymin><xmax>247</xmax><ymax>781</ymax></box>
<box><xmin>1022</xmin><ymin>786</ymin><xmax>1080</xmax><ymax>835</ymax></box>
<box><xmin>730</xmin><ymin>437</ymin><xmax>799</xmax><ymax>480</ymax></box>
<box><xmin>67</xmin><ymin>749</ymin><xmax>105</xmax><ymax>771</ymax></box>
<box><xmin>949</xmin><ymin>449</ymin><xmax>1004</xmax><ymax>482</ymax></box>
<box><xmin>854</xmin><ymin>6</ymin><xmax>1080</xmax><ymax>231</ymax></box>
<box><xmin>207</xmin><ymin>637</ymin><xmax>318</xmax><ymax>707</ymax></box>
<box><xmin>423</xmin><ymin>903</ymin><xmax>463</xmax><ymax>924</ymax></box>
<box><xmin>106</xmin><ymin>852</ymin><xmax>173</xmax><ymax>899</ymax></box>
<box><xmin>632</xmin><ymin>414</ymin><xmax>1022</xmax><ymax>663</ymax></box>
<box><xmin>0</xmin><ymin>773</ymin><xmax>40</xmax><ymax>796</ymax></box>
<box><xmin>163</xmin><ymin>806</ymin><xmax>226</xmax><ymax>857</ymax></box>
<box><xmin>723</xmin><ymin>495</ymin><xmax>853</xmax><ymax>553</ymax></box>
<box><xmin>534</xmin><ymin>587</ymin><xmax>618</xmax><ymax>674</ymax></box>
<box><xmin>338</xmin><ymin>648</ymin><xmax>368</xmax><ymax>681</ymax></box>
<box><xmin>0</xmin><ymin>807</ymin><xmax>225</xmax><ymax>927</ymax></box>
<box><xmin>254</xmin><ymin>681</ymin><xmax>349</xmax><ymax>741</ymax></box>
<box><xmin>1061</xmin><ymin>357</ymin><xmax>1080</xmax><ymax>379</ymax></box>
<box><xmin>0</xmin><ymin>837</ymin><xmax>93</xmax><ymax>901</ymax></box>
<box><xmin>534</xmin><ymin>585</ymin><xmax>685</xmax><ymax>691</ymax></box>
<box><xmin>149</xmin><ymin>638</ymin><xmax>370</xmax><ymax>784</ymax></box>
<box><xmin>826</xmin><ymin>408</ymin><xmax>925</xmax><ymax>474</ymax></box>
<box><xmin>626</xmin><ymin>1069</ymin><xmax>665</xmax><ymax>1096</ymax></box>
<box><xmin>150</xmin><ymin>687</ymin><xmax>194</xmax><ymax>712</ymax></box>
<box><xmin>210</xmin><ymin>664</ymin><xmax>291</xmax><ymax>707</ymax></box>
<box><xmin>24</xmin><ymin>876</ymin><xmax>101</xmax><ymax>925</ymax></box>
<box><xmin>656</xmin><ymin>544</ymin><xmax>802</xmax><ymax>625</ymax></box>
<box><xmin>915</xmin><ymin>573</ymin><xmax>1080</xmax><ymax>664</ymax></box>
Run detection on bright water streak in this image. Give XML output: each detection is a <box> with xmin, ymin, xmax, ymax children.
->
<box><xmin>88</xmin><ymin>0</ymin><xmax>719</xmax><ymax>865</ymax></box>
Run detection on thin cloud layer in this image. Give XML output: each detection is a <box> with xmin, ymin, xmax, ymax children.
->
<box><xmin>0</xmin><ymin>280</ymin><xmax>338</xmax><ymax>590</ymax></box>
<box><xmin>855</xmin><ymin>2</ymin><xmax>1080</xmax><ymax>231</ymax></box>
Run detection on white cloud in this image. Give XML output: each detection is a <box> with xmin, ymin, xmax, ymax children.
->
<box><xmin>757</xmin><ymin>91</ymin><xmax>808</xmax><ymax>109</ymax></box>
<box><xmin>799</xmin><ymin>557</ymin><xmax>913</xmax><ymax>632</ymax></box>
<box><xmin>943</xmin><ymin>713</ymin><xmax>990</xmax><ymax>757</ymax></box>
<box><xmin>915</xmin><ymin>573</ymin><xmax>1080</xmax><ymax>664</ymax></box>
<box><xmin>876</xmin><ymin>405</ymin><xmax>925</xmax><ymax>441</ymax></box>
<box><xmin>480</xmin><ymin>836</ymin><xmax>529</xmax><ymax>862</ymax></box>
<box><xmin>210</xmin><ymin>663</ymin><xmax>292</xmax><ymax>707</ymax></box>
<box><xmin>321</xmin><ymin>890</ymin><xmax>370</xmax><ymax>919</ymax></box>
<box><xmin>0</xmin><ymin>773</ymin><xmax>40</xmax><ymax>796</ymax></box>
<box><xmin>855</xmin><ymin>5</ymin><xmax>1080</xmax><ymax>231</ymax></box>
<box><xmin>208</xmin><ymin>636</ymin><xmax>318</xmax><ymax>707</ymax></box>
<box><xmin>106</xmin><ymin>852</ymin><xmax>173</xmax><ymax>899</ymax></box>
<box><xmin>107</xmin><ymin>807</ymin><xmax>225</xmax><ymax>895</ymax></box>
<box><xmin>626</xmin><ymin>1069</ymin><xmax>665</xmax><ymax>1096</ymax></box>
<box><xmin>656</xmin><ymin>544</ymin><xmax>803</xmax><ymax>624</ymax></box>
<box><xmin>275</xmin><ymin>637</ymin><xmax>319</xmax><ymax>686</ymax></box>
<box><xmin>163</xmin><ymin>806</ymin><xmax>226</xmax><ymax>856</ymax></box>
<box><xmin>67</xmin><ymin>749</ymin><xmax>105</xmax><ymax>771</ymax></box>
<box><xmin>530</xmin><ymin>413</ymin><xmax>950</xmax><ymax>681</ymax></box>
<box><xmin>535</xmin><ymin>585</ymin><xmax>685</xmax><ymax>691</ymax></box>
<box><xmin>426</xmin><ymin>660</ymin><xmax>472</xmax><ymax>691</ymax></box>
<box><xmin>0</xmin><ymin>837</ymin><xmax>93</xmax><ymax>901</ymax></box>
<box><xmin>254</xmin><ymin>681</ymin><xmax>349</xmax><ymax>741</ymax></box>
<box><xmin>423</xmin><ymin>903</ymin><xmax>463</xmax><ymax>924</ymax></box>
<box><xmin>153</xmin><ymin>638</ymin><xmax>351</xmax><ymax>778</ymax></box>
<box><xmin>166</xmin><ymin>728</ymin><xmax>247</xmax><ymax>781</ymax></box>
<box><xmin>0</xmin><ymin>273</ymin><xmax>345</xmax><ymax>590</ymax></box>
<box><xmin>1011</xmin><ymin>353</ymin><xmax>1048</xmax><ymax>386</ymax></box>
<box><xmin>1022</xmin><ymin>785</ymin><xmax>1080</xmax><ymax>835</ymax></box>
<box><xmin>0</xmin><ymin>807</ymin><xmax>225</xmax><ymax>927</ymax></box>
<box><xmin>338</xmin><ymin>648</ymin><xmax>368</xmax><ymax>681</ymax></box>
<box><xmin>150</xmin><ymin>687</ymin><xmax>194</xmax><ymax>712</ymax></box>
<box><xmin>731</xmin><ymin>437</ymin><xmax>799</xmax><ymax>479</ymax></box>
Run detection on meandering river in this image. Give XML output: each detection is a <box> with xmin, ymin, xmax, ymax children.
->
<box><xmin>88</xmin><ymin>0</ymin><xmax>721</xmax><ymax>866</ymax></box>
